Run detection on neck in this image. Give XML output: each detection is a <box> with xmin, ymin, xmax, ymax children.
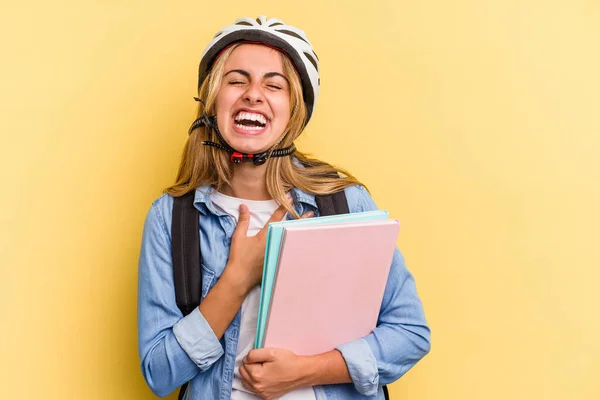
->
<box><xmin>220</xmin><ymin>162</ymin><xmax>271</xmax><ymax>200</ymax></box>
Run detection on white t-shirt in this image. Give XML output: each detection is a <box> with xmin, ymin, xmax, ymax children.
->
<box><xmin>210</xmin><ymin>190</ymin><xmax>317</xmax><ymax>400</ymax></box>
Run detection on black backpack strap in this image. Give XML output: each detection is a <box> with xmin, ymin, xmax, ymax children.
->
<box><xmin>315</xmin><ymin>190</ymin><xmax>349</xmax><ymax>216</ymax></box>
<box><xmin>172</xmin><ymin>191</ymin><xmax>202</xmax><ymax>316</ymax></box>
<box><xmin>172</xmin><ymin>191</ymin><xmax>202</xmax><ymax>400</ymax></box>
<box><xmin>178</xmin><ymin>383</ymin><xmax>188</xmax><ymax>400</ymax></box>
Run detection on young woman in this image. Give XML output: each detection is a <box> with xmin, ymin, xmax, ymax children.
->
<box><xmin>138</xmin><ymin>16</ymin><xmax>430</xmax><ymax>400</ymax></box>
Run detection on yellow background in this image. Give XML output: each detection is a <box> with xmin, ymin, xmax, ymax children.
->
<box><xmin>1</xmin><ymin>0</ymin><xmax>599</xmax><ymax>399</ymax></box>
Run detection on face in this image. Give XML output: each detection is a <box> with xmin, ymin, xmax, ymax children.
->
<box><xmin>214</xmin><ymin>44</ymin><xmax>291</xmax><ymax>154</ymax></box>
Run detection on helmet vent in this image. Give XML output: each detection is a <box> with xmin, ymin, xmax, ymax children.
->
<box><xmin>275</xmin><ymin>29</ymin><xmax>309</xmax><ymax>44</ymax></box>
<box><xmin>235</xmin><ymin>21</ymin><xmax>253</xmax><ymax>26</ymax></box>
<box><xmin>304</xmin><ymin>52</ymin><xmax>319</xmax><ymax>72</ymax></box>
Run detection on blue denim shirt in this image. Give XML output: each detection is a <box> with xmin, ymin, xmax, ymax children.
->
<box><xmin>138</xmin><ymin>184</ymin><xmax>430</xmax><ymax>399</ymax></box>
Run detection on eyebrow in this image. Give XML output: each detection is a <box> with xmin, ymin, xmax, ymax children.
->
<box><xmin>224</xmin><ymin>69</ymin><xmax>289</xmax><ymax>82</ymax></box>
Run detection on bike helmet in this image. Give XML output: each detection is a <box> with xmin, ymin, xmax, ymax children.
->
<box><xmin>197</xmin><ymin>15</ymin><xmax>320</xmax><ymax>123</ymax></box>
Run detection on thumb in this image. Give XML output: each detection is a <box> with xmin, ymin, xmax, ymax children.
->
<box><xmin>235</xmin><ymin>204</ymin><xmax>250</xmax><ymax>236</ymax></box>
<box><xmin>244</xmin><ymin>348</ymin><xmax>277</xmax><ymax>364</ymax></box>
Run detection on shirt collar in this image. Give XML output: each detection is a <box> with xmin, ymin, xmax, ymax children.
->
<box><xmin>191</xmin><ymin>184</ymin><xmax>318</xmax><ymax>215</ymax></box>
<box><xmin>193</xmin><ymin>185</ymin><xmax>223</xmax><ymax>216</ymax></box>
<box><xmin>288</xmin><ymin>158</ymin><xmax>318</xmax><ymax>211</ymax></box>
<box><xmin>290</xmin><ymin>187</ymin><xmax>318</xmax><ymax>210</ymax></box>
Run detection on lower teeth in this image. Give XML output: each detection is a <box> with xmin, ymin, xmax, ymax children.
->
<box><xmin>236</xmin><ymin>123</ymin><xmax>264</xmax><ymax>130</ymax></box>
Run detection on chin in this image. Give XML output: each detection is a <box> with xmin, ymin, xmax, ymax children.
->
<box><xmin>221</xmin><ymin>137</ymin><xmax>269</xmax><ymax>154</ymax></box>
<box><xmin>235</xmin><ymin>143</ymin><xmax>272</xmax><ymax>155</ymax></box>
<box><xmin>223</xmin><ymin>131</ymin><xmax>281</xmax><ymax>155</ymax></box>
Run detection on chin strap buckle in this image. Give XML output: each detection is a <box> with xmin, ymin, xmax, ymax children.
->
<box><xmin>229</xmin><ymin>151</ymin><xmax>269</xmax><ymax>166</ymax></box>
<box><xmin>230</xmin><ymin>152</ymin><xmax>245</xmax><ymax>164</ymax></box>
<box><xmin>252</xmin><ymin>153</ymin><xmax>268</xmax><ymax>166</ymax></box>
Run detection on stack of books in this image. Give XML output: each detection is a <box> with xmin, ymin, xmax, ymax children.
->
<box><xmin>254</xmin><ymin>210</ymin><xmax>400</xmax><ymax>355</ymax></box>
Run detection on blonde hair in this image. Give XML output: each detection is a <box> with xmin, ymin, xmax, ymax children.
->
<box><xmin>166</xmin><ymin>44</ymin><xmax>365</xmax><ymax>218</ymax></box>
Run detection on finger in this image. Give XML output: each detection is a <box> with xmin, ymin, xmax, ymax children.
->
<box><xmin>240</xmin><ymin>363</ymin><xmax>255</xmax><ymax>384</ymax></box>
<box><xmin>240</xmin><ymin>375</ymin><xmax>255</xmax><ymax>393</ymax></box>
<box><xmin>269</xmin><ymin>204</ymin><xmax>289</xmax><ymax>223</ymax></box>
<box><xmin>299</xmin><ymin>210</ymin><xmax>315</xmax><ymax>219</ymax></box>
<box><xmin>256</xmin><ymin>204</ymin><xmax>288</xmax><ymax>238</ymax></box>
<box><xmin>234</xmin><ymin>204</ymin><xmax>250</xmax><ymax>237</ymax></box>
<box><xmin>245</xmin><ymin>348</ymin><xmax>277</xmax><ymax>364</ymax></box>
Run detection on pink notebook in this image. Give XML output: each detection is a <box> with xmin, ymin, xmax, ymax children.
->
<box><xmin>262</xmin><ymin>220</ymin><xmax>400</xmax><ymax>356</ymax></box>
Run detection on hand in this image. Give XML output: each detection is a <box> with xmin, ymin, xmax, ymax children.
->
<box><xmin>225</xmin><ymin>201</ymin><xmax>314</xmax><ymax>294</ymax></box>
<box><xmin>240</xmin><ymin>348</ymin><xmax>311</xmax><ymax>400</ymax></box>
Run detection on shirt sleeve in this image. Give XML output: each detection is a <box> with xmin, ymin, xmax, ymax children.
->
<box><xmin>137</xmin><ymin>200</ymin><xmax>224</xmax><ymax>397</ymax></box>
<box><xmin>335</xmin><ymin>186</ymin><xmax>431</xmax><ymax>396</ymax></box>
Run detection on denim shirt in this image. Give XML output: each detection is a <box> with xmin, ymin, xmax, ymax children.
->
<box><xmin>138</xmin><ymin>184</ymin><xmax>431</xmax><ymax>399</ymax></box>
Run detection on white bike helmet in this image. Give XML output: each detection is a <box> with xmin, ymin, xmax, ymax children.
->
<box><xmin>197</xmin><ymin>16</ymin><xmax>320</xmax><ymax>123</ymax></box>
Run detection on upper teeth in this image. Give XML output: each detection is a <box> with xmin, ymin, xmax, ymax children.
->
<box><xmin>235</xmin><ymin>112</ymin><xmax>267</xmax><ymax>125</ymax></box>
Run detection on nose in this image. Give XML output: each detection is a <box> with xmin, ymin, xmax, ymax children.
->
<box><xmin>243</xmin><ymin>81</ymin><xmax>264</xmax><ymax>105</ymax></box>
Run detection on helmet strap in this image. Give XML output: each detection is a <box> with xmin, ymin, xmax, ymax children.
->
<box><xmin>187</xmin><ymin>100</ymin><xmax>296</xmax><ymax>166</ymax></box>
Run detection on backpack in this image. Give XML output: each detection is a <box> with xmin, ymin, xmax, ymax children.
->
<box><xmin>171</xmin><ymin>190</ymin><xmax>390</xmax><ymax>400</ymax></box>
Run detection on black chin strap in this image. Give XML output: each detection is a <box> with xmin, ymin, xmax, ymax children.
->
<box><xmin>188</xmin><ymin>98</ymin><xmax>296</xmax><ymax>166</ymax></box>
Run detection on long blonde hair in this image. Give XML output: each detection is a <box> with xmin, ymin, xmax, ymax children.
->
<box><xmin>166</xmin><ymin>44</ymin><xmax>365</xmax><ymax>218</ymax></box>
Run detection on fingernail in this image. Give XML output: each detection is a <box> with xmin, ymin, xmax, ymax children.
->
<box><xmin>287</xmin><ymin>197</ymin><xmax>294</xmax><ymax>204</ymax></box>
<box><xmin>239</xmin><ymin>204</ymin><xmax>247</xmax><ymax>212</ymax></box>
<box><xmin>307</xmin><ymin>211</ymin><xmax>314</xmax><ymax>217</ymax></box>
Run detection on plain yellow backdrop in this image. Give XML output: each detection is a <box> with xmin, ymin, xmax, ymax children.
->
<box><xmin>1</xmin><ymin>1</ymin><xmax>599</xmax><ymax>399</ymax></box>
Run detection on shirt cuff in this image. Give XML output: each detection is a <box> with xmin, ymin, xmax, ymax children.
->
<box><xmin>336</xmin><ymin>338</ymin><xmax>379</xmax><ymax>396</ymax></box>
<box><xmin>173</xmin><ymin>307</ymin><xmax>224</xmax><ymax>371</ymax></box>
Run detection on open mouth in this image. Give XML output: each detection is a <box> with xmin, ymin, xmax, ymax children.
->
<box><xmin>233</xmin><ymin>111</ymin><xmax>269</xmax><ymax>132</ymax></box>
